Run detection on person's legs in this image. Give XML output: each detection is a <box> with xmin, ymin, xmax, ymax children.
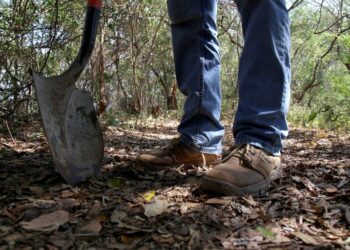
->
<box><xmin>138</xmin><ymin>0</ymin><xmax>224</xmax><ymax>166</ymax></box>
<box><xmin>168</xmin><ymin>0</ymin><xmax>224</xmax><ymax>154</ymax></box>
<box><xmin>233</xmin><ymin>0</ymin><xmax>291</xmax><ymax>155</ymax></box>
<box><xmin>202</xmin><ymin>0</ymin><xmax>291</xmax><ymax>196</ymax></box>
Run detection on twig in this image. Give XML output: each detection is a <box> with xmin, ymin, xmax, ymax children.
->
<box><xmin>5</xmin><ymin>120</ymin><xmax>15</xmax><ymax>143</ymax></box>
<box><xmin>74</xmin><ymin>233</ymin><xmax>100</xmax><ymax>237</ymax></box>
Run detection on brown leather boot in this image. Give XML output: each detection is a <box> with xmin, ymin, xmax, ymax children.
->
<box><xmin>138</xmin><ymin>138</ymin><xmax>221</xmax><ymax>166</ymax></box>
<box><xmin>201</xmin><ymin>144</ymin><xmax>281</xmax><ymax>196</ymax></box>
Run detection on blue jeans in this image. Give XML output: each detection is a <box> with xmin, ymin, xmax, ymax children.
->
<box><xmin>167</xmin><ymin>0</ymin><xmax>291</xmax><ymax>156</ymax></box>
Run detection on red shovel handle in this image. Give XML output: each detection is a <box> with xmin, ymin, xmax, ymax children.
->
<box><xmin>88</xmin><ymin>0</ymin><xmax>102</xmax><ymax>9</ymax></box>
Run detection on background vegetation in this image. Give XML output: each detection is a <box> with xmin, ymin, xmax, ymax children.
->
<box><xmin>0</xmin><ymin>0</ymin><xmax>349</xmax><ymax>131</ymax></box>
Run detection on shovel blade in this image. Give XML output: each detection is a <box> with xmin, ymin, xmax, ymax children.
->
<box><xmin>33</xmin><ymin>71</ymin><xmax>104</xmax><ymax>185</ymax></box>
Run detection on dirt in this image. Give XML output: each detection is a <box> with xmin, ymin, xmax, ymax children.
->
<box><xmin>0</xmin><ymin>119</ymin><xmax>349</xmax><ymax>249</ymax></box>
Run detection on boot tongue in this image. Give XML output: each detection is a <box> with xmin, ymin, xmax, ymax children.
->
<box><xmin>222</xmin><ymin>144</ymin><xmax>248</xmax><ymax>162</ymax></box>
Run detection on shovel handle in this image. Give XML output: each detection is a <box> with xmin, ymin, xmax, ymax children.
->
<box><xmin>88</xmin><ymin>0</ymin><xmax>102</xmax><ymax>9</ymax></box>
<box><xmin>73</xmin><ymin>0</ymin><xmax>102</xmax><ymax>67</ymax></box>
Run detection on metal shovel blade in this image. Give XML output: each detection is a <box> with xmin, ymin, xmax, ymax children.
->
<box><xmin>32</xmin><ymin>1</ymin><xmax>104</xmax><ymax>185</ymax></box>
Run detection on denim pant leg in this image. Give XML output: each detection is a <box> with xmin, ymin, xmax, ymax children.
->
<box><xmin>167</xmin><ymin>0</ymin><xmax>224</xmax><ymax>154</ymax></box>
<box><xmin>233</xmin><ymin>0</ymin><xmax>291</xmax><ymax>155</ymax></box>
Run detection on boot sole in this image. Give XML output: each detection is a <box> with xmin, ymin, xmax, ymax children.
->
<box><xmin>201</xmin><ymin>167</ymin><xmax>282</xmax><ymax>197</ymax></box>
<box><xmin>136</xmin><ymin>158</ymin><xmax>221</xmax><ymax>168</ymax></box>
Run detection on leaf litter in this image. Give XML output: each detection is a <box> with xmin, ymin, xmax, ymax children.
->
<box><xmin>0</xmin><ymin>120</ymin><xmax>349</xmax><ymax>249</ymax></box>
<box><xmin>20</xmin><ymin>210</ymin><xmax>70</xmax><ymax>232</ymax></box>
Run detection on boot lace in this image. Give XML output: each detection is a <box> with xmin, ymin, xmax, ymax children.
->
<box><xmin>223</xmin><ymin>144</ymin><xmax>255</xmax><ymax>167</ymax></box>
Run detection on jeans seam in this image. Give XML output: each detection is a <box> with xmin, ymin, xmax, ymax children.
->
<box><xmin>180</xmin><ymin>135</ymin><xmax>222</xmax><ymax>154</ymax></box>
<box><xmin>273</xmin><ymin>14</ymin><xmax>290</xmax><ymax>145</ymax></box>
<box><xmin>195</xmin><ymin>0</ymin><xmax>205</xmax><ymax>142</ymax></box>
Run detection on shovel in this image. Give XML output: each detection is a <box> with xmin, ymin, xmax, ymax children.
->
<box><xmin>31</xmin><ymin>0</ymin><xmax>104</xmax><ymax>185</ymax></box>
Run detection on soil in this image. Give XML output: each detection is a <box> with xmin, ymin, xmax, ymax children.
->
<box><xmin>0</xmin><ymin>119</ymin><xmax>349</xmax><ymax>249</ymax></box>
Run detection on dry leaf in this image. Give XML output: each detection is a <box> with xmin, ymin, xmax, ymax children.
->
<box><xmin>205</xmin><ymin>198</ymin><xmax>230</xmax><ymax>205</ymax></box>
<box><xmin>58</xmin><ymin>198</ymin><xmax>77</xmax><ymax>210</ymax></box>
<box><xmin>292</xmin><ymin>176</ymin><xmax>318</xmax><ymax>193</ymax></box>
<box><xmin>152</xmin><ymin>234</ymin><xmax>174</xmax><ymax>244</ymax></box>
<box><xmin>4</xmin><ymin>233</ymin><xmax>23</xmax><ymax>242</ymax></box>
<box><xmin>240</xmin><ymin>205</ymin><xmax>252</xmax><ymax>214</ymax></box>
<box><xmin>29</xmin><ymin>186</ymin><xmax>44</xmax><ymax>195</ymax></box>
<box><xmin>0</xmin><ymin>226</ymin><xmax>12</xmax><ymax>233</ymax></box>
<box><xmin>180</xmin><ymin>202</ymin><xmax>200</xmax><ymax>214</ymax></box>
<box><xmin>293</xmin><ymin>232</ymin><xmax>318</xmax><ymax>245</ymax></box>
<box><xmin>144</xmin><ymin>199</ymin><xmax>171</xmax><ymax>218</ymax></box>
<box><xmin>79</xmin><ymin>217</ymin><xmax>102</xmax><ymax>233</ymax></box>
<box><xmin>60</xmin><ymin>190</ymin><xmax>75</xmax><ymax>198</ymax></box>
<box><xmin>325</xmin><ymin>186</ymin><xmax>338</xmax><ymax>193</ymax></box>
<box><xmin>111</xmin><ymin>209</ymin><xmax>127</xmax><ymax>223</ymax></box>
<box><xmin>242</xmin><ymin>196</ymin><xmax>257</xmax><ymax>206</ymax></box>
<box><xmin>121</xmin><ymin>234</ymin><xmax>142</xmax><ymax>245</ymax></box>
<box><xmin>49</xmin><ymin>238</ymin><xmax>73</xmax><ymax>249</ymax></box>
<box><xmin>188</xmin><ymin>229</ymin><xmax>201</xmax><ymax>249</ymax></box>
<box><xmin>20</xmin><ymin>210</ymin><xmax>70</xmax><ymax>232</ymax></box>
<box><xmin>107</xmin><ymin>178</ymin><xmax>122</xmax><ymax>188</ymax></box>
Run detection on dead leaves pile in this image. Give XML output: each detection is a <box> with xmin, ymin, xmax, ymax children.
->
<box><xmin>0</xmin><ymin>122</ymin><xmax>349</xmax><ymax>249</ymax></box>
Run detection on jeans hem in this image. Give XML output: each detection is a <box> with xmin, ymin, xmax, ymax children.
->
<box><xmin>234</xmin><ymin>138</ymin><xmax>281</xmax><ymax>156</ymax></box>
<box><xmin>179</xmin><ymin>136</ymin><xmax>222</xmax><ymax>155</ymax></box>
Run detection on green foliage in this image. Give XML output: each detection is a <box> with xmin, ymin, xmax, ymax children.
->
<box><xmin>288</xmin><ymin>0</ymin><xmax>350</xmax><ymax>131</ymax></box>
<box><xmin>0</xmin><ymin>0</ymin><xmax>349</xmax><ymax>131</ymax></box>
<box><xmin>256</xmin><ymin>227</ymin><xmax>275</xmax><ymax>239</ymax></box>
<box><xmin>290</xmin><ymin>62</ymin><xmax>350</xmax><ymax>132</ymax></box>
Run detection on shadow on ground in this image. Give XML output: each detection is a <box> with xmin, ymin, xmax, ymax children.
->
<box><xmin>0</xmin><ymin>121</ymin><xmax>349</xmax><ymax>249</ymax></box>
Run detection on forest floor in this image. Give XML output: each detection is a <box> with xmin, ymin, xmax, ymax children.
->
<box><xmin>0</xmin><ymin>118</ymin><xmax>349</xmax><ymax>250</ymax></box>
